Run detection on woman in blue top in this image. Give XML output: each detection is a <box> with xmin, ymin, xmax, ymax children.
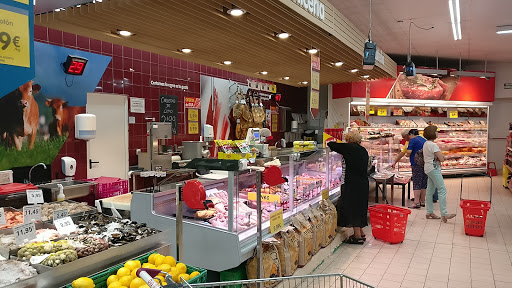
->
<box><xmin>406</xmin><ymin>129</ymin><xmax>428</xmax><ymax>208</ymax></box>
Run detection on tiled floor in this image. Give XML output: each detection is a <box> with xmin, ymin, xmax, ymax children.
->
<box><xmin>296</xmin><ymin>175</ymin><xmax>512</xmax><ymax>288</ymax></box>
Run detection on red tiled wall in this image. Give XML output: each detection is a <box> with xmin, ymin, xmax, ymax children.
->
<box><xmin>34</xmin><ymin>26</ymin><xmax>307</xmax><ymax>179</ymax></box>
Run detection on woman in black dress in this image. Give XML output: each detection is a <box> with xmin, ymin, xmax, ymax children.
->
<box><xmin>327</xmin><ymin>131</ymin><xmax>369</xmax><ymax>244</ymax></box>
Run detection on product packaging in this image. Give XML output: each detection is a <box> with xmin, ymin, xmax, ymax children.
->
<box><xmin>291</xmin><ymin>214</ymin><xmax>313</xmax><ymax>267</ymax></box>
<box><xmin>246</xmin><ymin>239</ymin><xmax>282</xmax><ymax>288</ymax></box>
<box><xmin>274</xmin><ymin>226</ymin><xmax>299</xmax><ymax>276</ymax></box>
<box><xmin>319</xmin><ymin>199</ymin><xmax>337</xmax><ymax>246</ymax></box>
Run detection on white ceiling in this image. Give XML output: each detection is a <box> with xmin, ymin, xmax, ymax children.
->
<box><xmin>330</xmin><ymin>0</ymin><xmax>512</xmax><ymax>62</ymax></box>
<box><xmin>34</xmin><ymin>0</ymin><xmax>89</xmax><ymax>14</ymax></box>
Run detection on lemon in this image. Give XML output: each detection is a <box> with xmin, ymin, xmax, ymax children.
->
<box><xmin>190</xmin><ymin>271</ymin><xmax>200</xmax><ymax>279</ymax></box>
<box><xmin>154</xmin><ymin>255</ymin><xmax>165</xmax><ymax>267</ymax></box>
<box><xmin>171</xmin><ymin>272</ymin><xmax>180</xmax><ymax>283</ymax></box>
<box><xmin>107</xmin><ymin>275</ymin><xmax>119</xmax><ymax>286</ymax></box>
<box><xmin>72</xmin><ymin>277</ymin><xmax>95</xmax><ymax>288</ymax></box>
<box><xmin>179</xmin><ymin>274</ymin><xmax>190</xmax><ymax>283</ymax></box>
<box><xmin>108</xmin><ymin>282</ymin><xmax>122</xmax><ymax>288</ymax></box>
<box><xmin>131</xmin><ymin>269</ymin><xmax>139</xmax><ymax>279</ymax></box>
<box><xmin>118</xmin><ymin>276</ymin><xmax>132</xmax><ymax>287</ymax></box>
<box><xmin>155</xmin><ymin>275</ymin><xmax>166</xmax><ymax>285</ymax></box>
<box><xmin>160</xmin><ymin>264</ymin><xmax>171</xmax><ymax>272</ymax></box>
<box><xmin>124</xmin><ymin>260</ymin><xmax>141</xmax><ymax>272</ymax></box>
<box><xmin>117</xmin><ymin>267</ymin><xmax>131</xmax><ymax>278</ymax></box>
<box><xmin>148</xmin><ymin>253</ymin><xmax>159</xmax><ymax>265</ymax></box>
<box><xmin>129</xmin><ymin>278</ymin><xmax>146</xmax><ymax>288</ymax></box>
<box><xmin>176</xmin><ymin>263</ymin><xmax>187</xmax><ymax>274</ymax></box>
<box><xmin>141</xmin><ymin>263</ymin><xmax>152</xmax><ymax>268</ymax></box>
<box><xmin>163</xmin><ymin>256</ymin><xmax>176</xmax><ymax>267</ymax></box>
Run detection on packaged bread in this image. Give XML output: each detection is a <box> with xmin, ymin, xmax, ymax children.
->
<box><xmin>313</xmin><ymin>207</ymin><xmax>328</xmax><ymax>248</ymax></box>
<box><xmin>275</xmin><ymin>226</ymin><xmax>299</xmax><ymax>276</ymax></box>
<box><xmin>291</xmin><ymin>214</ymin><xmax>313</xmax><ymax>267</ymax></box>
<box><xmin>311</xmin><ymin>208</ymin><xmax>326</xmax><ymax>249</ymax></box>
<box><xmin>319</xmin><ymin>199</ymin><xmax>337</xmax><ymax>245</ymax></box>
<box><xmin>246</xmin><ymin>239</ymin><xmax>282</xmax><ymax>288</ymax></box>
<box><xmin>302</xmin><ymin>209</ymin><xmax>322</xmax><ymax>255</ymax></box>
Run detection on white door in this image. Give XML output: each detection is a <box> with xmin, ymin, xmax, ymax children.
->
<box><xmin>86</xmin><ymin>93</ymin><xmax>129</xmax><ymax>179</ymax></box>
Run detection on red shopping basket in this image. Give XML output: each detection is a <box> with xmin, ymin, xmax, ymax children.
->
<box><xmin>369</xmin><ymin>204</ymin><xmax>411</xmax><ymax>244</ymax></box>
<box><xmin>459</xmin><ymin>173</ymin><xmax>492</xmax><ymax>237</ymax></box>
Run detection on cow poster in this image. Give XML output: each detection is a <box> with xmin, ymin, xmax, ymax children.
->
<box><xmin>0</xmin><ymin>42</ymin><xmax>110</xmax><ymax>171</ymax></box>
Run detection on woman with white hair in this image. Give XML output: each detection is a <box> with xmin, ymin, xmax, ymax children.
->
<box><xmin>327</xmin><ymin>130</ymin><xmax>369</xmax><ymax>244</ymax></box>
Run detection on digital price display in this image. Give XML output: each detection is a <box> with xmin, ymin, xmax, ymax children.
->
<box><xmin>63</xmin><ymin>55</ymin><xmax>88</xmax><ymax>76</ymax></box>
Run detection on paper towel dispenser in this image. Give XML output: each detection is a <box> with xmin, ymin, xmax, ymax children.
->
<box><xmin>75</xmin><ymin>114</ymin><xmax>96</xmax><ymax>140</ymax></box>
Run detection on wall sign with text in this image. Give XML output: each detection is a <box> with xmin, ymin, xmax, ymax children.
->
<box><xmin>159</xmin><ymin>95</ymin><xmax>178</xmax><ymax>135</ymax></box>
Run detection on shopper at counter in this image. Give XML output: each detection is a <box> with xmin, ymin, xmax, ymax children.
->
<box><xmin>327</xmin><ymin>131</ymin><xmax>369</xmax><ymax>244</ymax></box>
<box><xmin>407</xmin><ymin>129</ymin><xmax>428</xmax><ymax>209</ymax></box>
<box><xmin>423</xmin><ymin>125</ymin><xmax>457</xmax><ymax>222</ymax></box>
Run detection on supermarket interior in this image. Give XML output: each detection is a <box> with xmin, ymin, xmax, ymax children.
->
<box><xmin>1</xmin><ymin>0</ymin><xmax>512</xmax><ymax>287</ymax></box>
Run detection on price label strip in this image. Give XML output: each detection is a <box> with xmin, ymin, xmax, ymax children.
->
<box><xmin>248</xmin><ymin>192</ymin><xmax>280</xmax><ymax>203</ymax></box>
<box><xmin>322</xmin><ymin>189</ymin><xmax>330</xmax><ymax>200</ymax></box>
<box><xmin>23</xmin><ymin>205</ymin><xmax>41</xmax><ymax>223</ymax></box>
<box><xmin>269</xmin><ymin>209</ymin><xmax>284</xmax><ymax>234</ymax></box>
<box><xmin>13</xmin><ymin>222</ymin><xmax>36</xmax><ymax>245</ymax></box>
<box><xmin>0</xmin><ymin>207</ymin><xmax>6</xmax><ymax>225</ymax></box>
<box><xmin>54</xmin><ymin>216</ymin><xmax>77</xmax><ymax>235</ymax></box>
<box><xmin>53</xmin><ymin>209</ymin><xmax>68</xmax><ymax>221</ymax></box>
<box><xmin>26</xmin><ymin>189</ymin><xmax>44</xmax><ymax>204</ymax></box>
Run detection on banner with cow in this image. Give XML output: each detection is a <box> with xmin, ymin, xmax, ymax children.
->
<box><xmin>0</xmin><ymin>42</ymin><xmax>111</xmax><ymax>171</ymax></box>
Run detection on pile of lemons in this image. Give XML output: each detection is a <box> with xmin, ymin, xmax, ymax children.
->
<box><xmin>105</xmin><ymin>254</ymin><xmax>200</xmax><ymax>288</ymax></box>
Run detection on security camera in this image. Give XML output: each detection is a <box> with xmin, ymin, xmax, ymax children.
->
<box><xmin>405</xmin><ymin>61</ymin><xmax>416</xmax><ymax>76</ymax></box>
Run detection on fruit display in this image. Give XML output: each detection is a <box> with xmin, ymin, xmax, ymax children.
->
<box><xmin>67</xmin><ymin>235</ymin><xmax>109</xmax><ymax>258</ymax></box>
<box><xmin>17</xmin><ymin>240</ymin><xmax>74</xmax><ymax>260</ymax></box>
<box><xmin>0</xmin><ymin>228</ymin><xmax>61</xmax><ymax>250</ymax></box>
<box><xmin>41</xmin><ymin>249</ymin><xmax>78</xmax><ymax>267</ymax></box>
<box><xmin>0</xmin><ymin>210</ymin><xmax>24</xmax><ymax>229</ymax></box>
<box><xmin>41</xmin><ymin>201</ymin><xmax>95</xmax><ymax>221</ymax></box>
<box><xmin>72</xmin><ymin>277</ymin><xmax>95</xmax><ymax>288</ymax></box>
<box><xmin>0</xmin><ymin>260</ymin><xmax>38</xmax><ymax>286</ymax></box>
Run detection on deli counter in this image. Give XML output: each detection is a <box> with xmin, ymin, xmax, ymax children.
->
<box><xmin>131</xmin><ymin>147</ymin><xmax>343</xmax><ymax>271</ymax></box>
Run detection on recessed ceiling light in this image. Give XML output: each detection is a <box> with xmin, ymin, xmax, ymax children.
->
<box><xmin>260</xmin><ymin>71</ymin><xmax>268</xmax><ymax>75</ymax></box>
<box><xmin>334</xmin><ymin>61</ymin><xmax>344</xmax><ymax>67</ymax></box>
<box><xmin>307</xmin><ymin>48</ymin><xmax>318</xmax><ymax>54</ymax></box>
<box><xmin>180</xmin><ymin>48</ymin><xmax>192</xmax><ymax>53</ymax></box>
<box><xmin>227</xmin><ymin>8</ymin><xmax>245</xmax><ymax>16</ymax></box>
<box><xmin>497</xmin><ymin>25</ymin><xmax>512</xmax><ymax>34</ymax></box>
<box><xmin>276</xmin><ymin>32</ymin><xmax>290</xmax><ymax>39</ymax></box>
<box><xmin>222</xmin><ymin>60</ymin><xmax>232</xmax><ymax>65</ymax></box>
<box><xmin>118</xmin><ymin>30</ymin><xmax>132</xmax><ymax>36</ymax></box>
<box><xmin>362</xmin><ymin>75</ymin><xmax>370</xmax><ymax>78</ymax></box>
<box><xmin>350</xmin><ymin>69</ymin><xmax>359</xmax><ymax>73</ymax></box>
<box><xmin>283</xmin><ymin>76</ymin><xmax>290</xmax><ymax>80</ymax></box>
<box><xmin>300</xmin><ymin>81</ymin><xmax>308</xmax><ymax>85</ymax></box>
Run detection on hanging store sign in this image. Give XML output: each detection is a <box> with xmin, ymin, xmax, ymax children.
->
<box><xmin>310</xmin><ymin>54</ymin><xmax>320</xmax><ymax>119</ymax></box>
<box><xmin>184</xmin><ymin>97</ymin><xmax>200</xmax><ymax>108</ymax></box>
<box><xmin>248</xmin><ymin>80</ymin><xmax>276</xmax><ymax>93</ymax></box>
<box><xmin>291</xmin><ymin>0</ymin><xmax>326</xmax><ymax>21</ymax></box>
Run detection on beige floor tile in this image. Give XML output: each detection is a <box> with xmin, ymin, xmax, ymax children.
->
<box><xmin>379</xmin><ymin>279</ymin><xmax>403</xmax><ymax>288</ymax></box>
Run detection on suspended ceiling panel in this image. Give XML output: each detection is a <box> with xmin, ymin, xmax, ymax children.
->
<box><xmin>35</xmin><ymin>0</ymin><xmax>397</xmax><ymax>86</ymax></box>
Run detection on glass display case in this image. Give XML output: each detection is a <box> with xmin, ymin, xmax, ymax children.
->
<box><xmin>130</xmin><ymin>148</ymin><xmax>342</xmax><ymax>272</ymax></box>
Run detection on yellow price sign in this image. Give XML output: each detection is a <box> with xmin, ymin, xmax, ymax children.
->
<box><xmin>188</xmin><ymin>109</ymin><xmax>198</xmax><ymax>121</ymax></box>
<box><xmin>449</xmin><ymin>110</ymin><xmax>458</xmax><ymax>118</ymax></box>
<box><xmin>0</xmin><ymin>8</ymin><xmax>30</xmax><ymax>67</ymax></box>
<box><xmin>270</xmin><ymin>84</ymin><xmax>277</xmax><ymax>93</ymax></box>
<box><xmin>369</xmin><ymin>106</ymin><xmax>375</xmax><ymax>115</ymax></box>
<box><xmin>271</xmin><ymin>114</ymin><xmax>278</xmax><ymax>132</ymax></box>
<box><xmin>269</xmin><ymin>209</ymin><xmax>284</xmax><ymax>234</ymax></box>
<box><xmin>13</xmin><ymin>0</ymin><xmax>29</xmax><ymax>4</ymax></box>
<box><xmin>377</xmin><ymin>108</ymin><xmax>387</xmax><ymax>116</ymax></box>
<box><xmin>322</xmin><ymin>189</ymin><xmax>329</xmax><ymax>200</ymax></box>
<box><xmin>248</xmin><ymin>192</ymin><xmax>280</xmax><ymax>203</ymax></box>
<box><xmin>393</xmin><ymin>108</ymin><xmax>403</xmax><ymax>116</ymax></box>
<box><xmin>311</xmin><ymin>71</ymin><xmax>320</xmax><ymax>90</ymax></box>
<box><xmin>188</xmin><ymin>121</ymin><xmax>199</xmax><ymax>134</ymax></box>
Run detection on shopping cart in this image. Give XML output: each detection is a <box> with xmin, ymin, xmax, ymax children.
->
<box><xmin>138</xmin><ymin>268</ymin><xmax>375</xmax><ymax>288</ymax></box>
<box><xmin>460</xmin><ymin>173</ymin><xmax>492</xmax><ymax>237</ymax></box>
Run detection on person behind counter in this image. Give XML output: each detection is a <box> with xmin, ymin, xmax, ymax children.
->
<box><xmin>327</xmin><ymin>131</ymin><xmax>369</xmax><ymax>244</ymax></box>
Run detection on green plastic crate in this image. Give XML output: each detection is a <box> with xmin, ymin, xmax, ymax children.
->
<box><xmin>220</xmin><ymin>262</ymin><xmax>247</xmax><ymax>288</ymax></box>
<box><xmin>64</xmin><ymin>252</ymin><xmax>207</xmax><ymax>288</ymax></box>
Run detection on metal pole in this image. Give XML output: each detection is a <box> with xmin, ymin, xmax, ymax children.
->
<box><xmin>289</xmin><ymin>154</ymin><xmax>295</xmax><ymax>212</ymax></box>
<box><xmin>176</xmin><ymin>183</ymin><xmax>183</xmax><ymax>261</ymax></box>
<box><xmin>256</xmin><ymin>170</ymin><xmax>263</xmax><ymax>286</ymax></box>
<box><xmin>228</xmin><ymin>171</ymin><xmax>234</xmax><ymax>232</ymax></box>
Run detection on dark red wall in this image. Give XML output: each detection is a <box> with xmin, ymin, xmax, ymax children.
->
<box><xmin>34</xmin><ymin>26</ymin><xmax>307</xmax><ymax>180</ymax></box>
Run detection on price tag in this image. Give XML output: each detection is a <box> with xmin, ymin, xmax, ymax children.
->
<box><xmin>269</xmin><ymin>209</ymin><xmax>284</xmax><ymax>234</ymax></box>
<box><xmin>322</xmin><ymin>189</ymin><xmax>329</xmax><ymax>200</ymax></box>
<box><xmin>188</xmin><ymin>109</ymin><xmax>199</xmax><ymax>121</ymax></box>
<box><xmin>13</xmin><ymin>222</ymin><xmax>36</xmax><ymax>245</ymax></box>
<box><xmin>0</xmin><ymin>208</ymin><xmax>5</xmax><ymax>225</ymax></box>
<box><xmin>188</xmin><ymin>122</ymin><xmax>199</xmax><ymax>134</ymax></box>
<box><xmin>449</xmin><ymin>110</ymin><xmax>458</xmax><ymax>118</ymax></box>
<box><xmin>26</xmin><ymin>189</ymin><xmax>44</xmax><ymax>204</ymax></box>
<box><xmin>377</xmin><ymin>108</ymin><xmax>387</xmax><ymax>116</ymax></box>
<box><xmin>393</xmin><ymin>108</ymin><xmax>403</xmax><ymax>116</ymax></box>
<box><xmin>369</xmin><ymin>106</ymin><xmax>375</xmax><ymax>115</ymax></box>
<box><xmin>23</xmin><ymin>205</ymin><xmax>41</xmax><ymax>223</ymax></box>
<box><xmin>248</xmin><ymin>192</ymin><xmax>280</xmax><ymax>203</ymax></box>
<box><xmin>53</xmin><ymin>209</ymin><xmax>68</xmax><ymax>221</ymax></box>
<box><xmin>54</xmin><ymin>216</ymin><xmax>77</xmax><ymax>235</ymax></box>
<box><xmin>30</xmin><ymin>254</ymin><xmax>50</xmax><ymax>265</ymax></box>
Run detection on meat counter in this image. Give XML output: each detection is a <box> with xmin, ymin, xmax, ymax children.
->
<box><xmin>130</xmin><ymin>148</ymin><xmax>342</xmax><ymax>272</ymax></box>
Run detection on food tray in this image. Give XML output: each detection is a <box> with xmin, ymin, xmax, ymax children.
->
<box><xmin>41</xmin><ymin>200</ymin><xmax>97</xmax><ymax>222</ymax></box>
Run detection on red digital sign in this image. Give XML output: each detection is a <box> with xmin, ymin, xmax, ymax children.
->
<box><xmin>63</xmin><ymin>55</ymin><xmax>88</xmax><ymax>76</ymax></box>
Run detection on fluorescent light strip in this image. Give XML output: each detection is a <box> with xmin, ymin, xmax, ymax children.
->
<box><xmin>449</xmin><ymin>0</ymin><xmax>458</xmax><ymax>40</ymax></box>
<box><xmin>497</xmin><ymin>25</ymin><xmax>512</xmax><ymax>34</ymax></box>
<box><xmin>455</xmin><ymin>0</ymin><xmax>461</xmax><ymax>40</ymax></box>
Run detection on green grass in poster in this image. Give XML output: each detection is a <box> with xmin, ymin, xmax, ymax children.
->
<box><xmin>0</xmin><ymin>137</ymin><xmax>67</xmax><ymax>171</ymax></box>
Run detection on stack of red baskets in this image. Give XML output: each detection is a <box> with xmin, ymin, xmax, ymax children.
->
<box><xmin>369</xmin><ymin>204</ymin><xmax>411</xmax><ymax>244</ymax></box>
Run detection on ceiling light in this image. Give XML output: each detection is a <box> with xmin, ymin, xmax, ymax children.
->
<box><xmin>307</xmin><ymin>48</ymin><xmax>318</xmax><ymax>54</ymax></box>
<box><xmin>276</xmin><ymin>32</ymin><xmax>290</xmax><ymax>39</ymax></box>
<box><xmin>334</xmin><ymin>61</ymin><xmax>344</xmax><ymax>67</ymax></box>
<box><xmin>260</xmin><ymin>71</ymin><xmax>268</xmax><ymax>75</ymax></box>
<box><xmin>283</xmin><ymin>76</ymin><xmax>290</xmax><ymax>80</ymax></box>
<box><xmin>300</xmin><ymin>81</ymin><xmax>308</xmax><ymax>85</ymax></box>
<box><xmin>449</xmin><ymin>0</ymin><xmax>462</xmax><ymax>40</ymax></box>
<box><xmin>180</xmin><ymin>48</ymin><xmax>192</xmax><ymax>53</ymax></box>
<box><xmin>362</xmin><ymin>75</ymin><xmax>370</xmax><ymax>78</ymax></box>
<box><xmin>118</xmin><ymin>30</ymin><xmax>132</xmax><ymax>36</ymax></box>
<box><xmin>415</xmin><ymin>68</ymin><xmax>448</xmax><ymax>75</ymax></box>
<box><xmin>497</xmin><ymin>25</ymin><xmax>512</xmax><ymax>34</ymax></box>
<box><xmin>222</xmin><ymin>61</ymin><xmax>232</xmax><ymax>65</ymax></box>
<box><xmin>350</xmin><ymin>69</ymin><xmax>359</xmax><ymax>73</ymax></box>
<box><xmin>227</xmin><ymin>8</ymin><xmax>245</xmax><ymax>16</ymax></box>
<box><xmin>449</xmin><ymin>70</ymin><xmax>495</xmax><ymax>78</ymax></box>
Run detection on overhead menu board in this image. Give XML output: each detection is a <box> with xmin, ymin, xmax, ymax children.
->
<box><xmin>159</xmin><ymin>95</ymin><xmax>178</xmax><ymax>135</ymax></box>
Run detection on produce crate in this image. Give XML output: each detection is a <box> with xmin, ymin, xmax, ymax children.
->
<box><xmin>64</xmin><ymin>252</ymin><xmax>207</xmax><ymax>288</ymax></box>
<box><xmin>83</xmin><ymin>177</ymin><xmax>129</xmax><ymax>199</ymax></box>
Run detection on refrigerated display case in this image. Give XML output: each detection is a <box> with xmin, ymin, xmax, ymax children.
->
<box><xmin>130</xmin><ymin>148</ymin><xmax>342</xmax><ymax>272</ymax></box>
